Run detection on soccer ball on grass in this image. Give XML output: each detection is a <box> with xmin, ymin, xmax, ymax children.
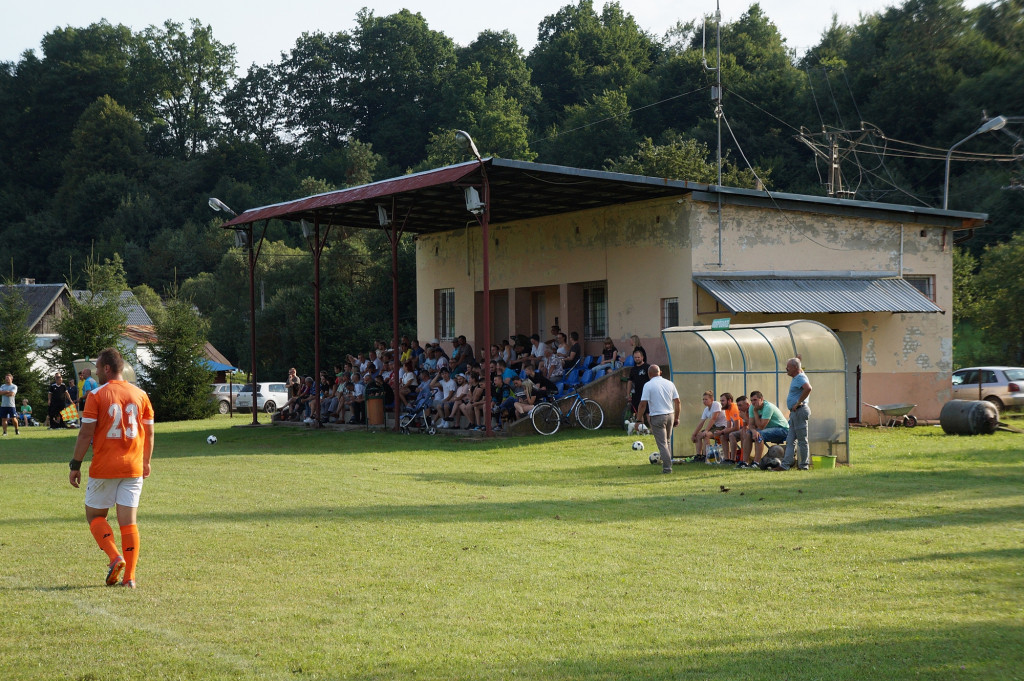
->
<box><xmin>632</xmin><ymin>440</ymin><xmax>645</xmax><ymax>451</ymax></box>
<box><xmin>206</xmin><ymin>435</ymin><xmax>218</xmax><ymax>445</ymax></box>
<box><xmin>649</xmin><ymin>452</ymin><xmax>661</xmax><ymax>465</ymax></box>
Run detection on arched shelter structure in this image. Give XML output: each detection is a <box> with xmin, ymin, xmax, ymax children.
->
<box><xmin>663</xmin><ymin>320</ymin><xmax>849</xmax><ymax>463</ymax></box>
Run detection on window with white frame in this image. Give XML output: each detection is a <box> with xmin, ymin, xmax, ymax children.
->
<box><xmin>662</xmin><ymin>297</ymin><xmax>679</xmax><ymax>328</ymax></box>
<box><xmin>583</xmin><ymin>282</ymin><xmax>607</xmax><ymax>340</ymax></box>
<box><xmin>435</xmin><ymin>288</ymin><xmax>455</xmax><ymax>340</ymax></box>
<box><xmin>904</xmin><ymin>275</ymin><xmax>935</xmax><ymax>302</ymax></box>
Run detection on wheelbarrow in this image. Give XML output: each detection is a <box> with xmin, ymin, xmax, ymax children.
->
<box><xmin>862</xmin><ymin>402</ymin><xmax>918</xmax><ymax>428</ymax></box>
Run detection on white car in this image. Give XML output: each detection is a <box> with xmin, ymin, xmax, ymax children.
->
<box><xmin>234</xmin><ymin>382</ymin><xmax>289</xmax><ymax>413</ymax></box>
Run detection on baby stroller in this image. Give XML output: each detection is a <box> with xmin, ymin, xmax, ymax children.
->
<box><xmin>399</xmin><ymin>392</ymin><xmax>437</xmax><ymax>435</ymax></box>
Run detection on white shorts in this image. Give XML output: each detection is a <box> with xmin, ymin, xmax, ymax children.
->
<box><xmin>85</xmin><ymin>477</ymin><xmax>144</xmax><ymax>509</ymax></box>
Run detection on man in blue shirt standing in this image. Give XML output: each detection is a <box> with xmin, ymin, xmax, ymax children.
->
<box><xmin>781</xmin><ymin>357</ymin><xmax>812</xmax><ymax>470</ymax></box>
<box><xmin>80</xmin><ymin>369</ymin><xmax>98</xmax><ymax>410</ymax></box>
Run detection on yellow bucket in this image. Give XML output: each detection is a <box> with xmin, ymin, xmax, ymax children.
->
<box><xmin>811</xmin><ymin>455</ymin><xmax>836</xmax><ymax>469</ymax></box>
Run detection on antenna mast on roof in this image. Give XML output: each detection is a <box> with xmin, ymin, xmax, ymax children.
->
<box><xmin>703</xmin><ymin>0</ymin><xmax>724</xmax><ymax>265</ymax></box>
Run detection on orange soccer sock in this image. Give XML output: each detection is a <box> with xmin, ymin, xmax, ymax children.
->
<box><xmin>120</xmin><ymin>524</ymin><xmax>140</xmax><ymax>581</ymax></box>
<box><xmin>89</xmin><ymin>517</ymin><xmax>121</xmax><ymax>561</ymax></box>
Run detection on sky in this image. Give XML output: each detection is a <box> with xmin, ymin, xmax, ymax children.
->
<box><xmin>1</xmin><ymin>0</ymin><xmax>989</xmax><ymax>70</ymax></box>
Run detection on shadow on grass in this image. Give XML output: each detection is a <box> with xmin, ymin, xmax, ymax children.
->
<box><xmin>893</xmin><ymin>546</ymin><xmax>1024</xmax><ymax>563</ymax></box>
<box><xmin>455</xmin><ymin>621</ymin><xmax>1024</xmax><ymax>681</ymax></box>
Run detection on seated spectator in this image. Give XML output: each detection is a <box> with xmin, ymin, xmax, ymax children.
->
<box><xmin>562</xmin><ymin>331</ymin><xmax>582</xmax><ymax>373</ymax></box>
<box><xmin>368</xmin><ymin>351</ymin><xmax>383</xmax><ymax>375</ymax></box>
<box><xmin>542</xmin><ymin>345</ymin><xmax>564</xmax><ymax>382</ymax></box>
<box><xmin>399</xmin><ymin>360</ymin><xmax>418</xmax><ymax>406</ymax></box>
<box><xmin>727</xmin><ymin>395</ymin><xmax>750</xmax><ymax>464</ymax></box>
<box><xmin>451</xmin><ymin>335</ymin><xmax>475</xmax><ymax>375</ymax></box>
<box><xmin>19</xmin><ymin>398</ymin><xmax>34</xmax><ymax>426</ymax></box>
<box><xmin>349</xmin><ymin>374</ymin><xmax>369</xmax><ymax>424</ymax></box>
<box><xmin>592</xmin><ymin>337</ymin><xmax>621</xmax><ymax>372</ymax></box>
<box><xmin>500</xmin><ymin>339</ymin><xmax>516</xmax><ymax>365</ymax></box>
<box><xmin>713</xmin><ymin>393</ymin><xmax>741</xmax><ymax>462</ymax></box>
<box><xmin>457</xmin><ymin>373</ymin><xmax>485</xmax><ymax>430</ymax></box>
<box><xmin>510</xmin><ymin>374</ymin><xmax>536</xmax><ymax>420</ymax></box>
<box><xmin>498</xmin><ymin>360</ymin><xmax>517</xmax><ymax>385</ymax></box>
<box><xmin>742</xmin><ymin>390</ymin><xmax>790</xmax><ymax>465</ymax></box>
<box><xmin>555</xmin><ymin>332</ymin><xmax>570</xmax><ymax>364</ymax></box>
<box><xmin>691</xmin><ymin>391</ymin><xmax>726</xmax><ymax>458</ymax></box>
<box><xmin>440</xmin><ymin>373</ymin><xmax>470</xmax><ymax>428</ymax></box>
<box><xmin>430</xmin><ymin>368</ymin><xmax>456</xmax><ymax>427</ymax></box>
<box><xmin>279</xmin><ymin>376</ymin><xmax>312</xmax><ymax>421</ymax></box>
<box><xmin>320</xmin><ymin>380</ymin><xmax>340</xmax><ymax>421</ymax></box>
<box><xmin>490</xmin><ymin>374</ymin><xmax>515</xmax><ymax>427</ymax></box>
<box><xmin>524</xmin><ymin>366</ymin><xmax>557</xmax><ymax>402</ymax></box>
<box><xmin>512</xmin><ymin>333</ymin><xmax>544</xmax><ymax>369</ymax></box>
<box><xmin>410</xmin><ymin>339</ymin><xmax>425</xmax><ymax>366</ymax></box>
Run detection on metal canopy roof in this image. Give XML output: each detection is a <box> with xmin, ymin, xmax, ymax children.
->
<box><xmin>694</xmin><ymin>276</ymin><xmax>944</xmax><ymax>314</ymax></box>
<box><xmin>221</xmin><ymin>159</ymin><xmax>706</xmax><ymax>233</ymax></box>
<box><xmin>220</xmin><ymin>158</ymin><xmax>988</xmax><ymax>233</ymax></box>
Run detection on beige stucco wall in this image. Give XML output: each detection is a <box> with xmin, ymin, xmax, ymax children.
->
<box><xmin>416</xmin><ymin>194</ymin><xmax>954</xmax><ymax>420</ymax></box>
<box><xmin>689</xmin><ymin>200</ymin><xmax>953</xmax><ymax>418</ymax></box>
<box><xmin>416</xmin><ymin>197</ymin><xmax>693</xmax><ymax>363</ymax></box>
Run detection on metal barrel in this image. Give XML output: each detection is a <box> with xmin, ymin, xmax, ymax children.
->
<box><xmin>939</xmin><ymin>400</ymin><xmax>999</xmax><ymax>435</ymax></box>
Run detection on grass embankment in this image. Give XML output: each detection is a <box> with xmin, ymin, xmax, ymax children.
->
<box><xmin>1</xmin><ymin>419</ymin><xmax>1021</xmax><ymax>680</ymax></box>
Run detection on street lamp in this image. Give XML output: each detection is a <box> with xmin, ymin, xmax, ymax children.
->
<box><xmin>943</xmin><ymin>115</ymin><xmax>1008</xmax><ymax>210</ymax></box>
<box><xmin>209</xmin><ymin>197</ymin><xmax>260</xmax><ymax>426</ymax></box>
<box><xmin>455</xmin><ymin>130</ymin><xmax>493</xmax><ymax>436</ymax></box>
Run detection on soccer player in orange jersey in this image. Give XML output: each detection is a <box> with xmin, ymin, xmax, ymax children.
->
<box><xmin>68</xmin><ymin>348</ymin><xmax>155</xmax><ymax>589</ymax></box>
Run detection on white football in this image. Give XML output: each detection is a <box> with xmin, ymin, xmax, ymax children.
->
<box><xmin>207</xmin><ymin>435</ymin><xmax>218</xmax><ymax>445</ymax></box>
<box><xmin>649</xmin><ymin>452</ymin><xmax>661</xmax><ymax>465</ymax></box>
<box><xmin>632</xmin><ymin>440</ymin><xmax>645</xmax><ymax>451</ymax></box>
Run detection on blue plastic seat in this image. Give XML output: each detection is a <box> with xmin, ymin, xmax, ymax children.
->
<box><xmin>580</xmin><ymin>369</ymin><xmax>594</xmax><ymax>384</ymax></box>
<box><xmin>623</xmin><ymin>356</ymin><xmax>635</xmax><ymax>368</ymax></box>
<box><xmin>582</xmin><ymin>356</ymin><xmax>595</xmax><ymax>370</ymax></box>
<box><xmin>593</xmin><ymin>368</ymin><xmax>606</xmax><ymax>380</ymax></box>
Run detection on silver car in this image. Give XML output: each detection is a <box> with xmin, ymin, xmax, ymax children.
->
<box><xmin>210</xmin><ymin>383</ymin><xmax>245</xmax><ymax>414</ymax></box>
<box><xmin>235</xmin><ymin>382</ymin><xmax>289</xmax><ymax>413</ymax></box>
<box><xmin>951</xmin><ymin>366</ymin><xmax>1024</xmax><ymax>409</ymax></box>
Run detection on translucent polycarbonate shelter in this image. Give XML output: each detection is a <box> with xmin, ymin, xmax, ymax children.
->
<box><xmin>663</xmin><ymin>320</ymin><xmax>849</xmax><ymax>463</ymax></box>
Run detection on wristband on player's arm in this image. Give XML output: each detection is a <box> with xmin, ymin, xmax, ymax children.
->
<box><xmin>69</xmin><ymin>459</ymin><xmax>82</xmax><ymax>471</ymax></box>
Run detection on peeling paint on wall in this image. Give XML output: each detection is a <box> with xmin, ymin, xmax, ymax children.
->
<box><xmin>915</xmin><ymin>354</ymin><xmax>931</xmax><ymax>369</ymax></box>
<box><xmin>902</xmin><ymin>327</ymin><xmax>924</xmax><ymax>360</ymax></box>
<box><xmin>865</xmin><ymin>338</ymin><xmax>877</xmax><ymax>366</ymax></box>
<box><xmin>937</xmin><ymin>336</ymin><xmax>953</xmax><ymax>372</ymax></box>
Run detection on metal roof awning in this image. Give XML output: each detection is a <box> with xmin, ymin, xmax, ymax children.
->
<box><xmin>694</xmin><ymin>276</ymin><xmax>943</xmax><ymax>314</ymax></box>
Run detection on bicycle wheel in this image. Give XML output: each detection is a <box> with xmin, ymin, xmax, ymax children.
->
<box><xmin>531</xmin><ymin>402</ymin><xmax>561</xmax><ymax>435</ymax></box>
<box><xmin>576</xmin><ymin>399</ymin><xmax>605</xmax><ymax>430</ymax></box>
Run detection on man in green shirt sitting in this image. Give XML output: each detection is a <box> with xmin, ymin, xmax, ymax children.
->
<box><xmin>742</xmin><ymin>390</ymin><xmax>789</xmax><ymax>465</ymax></box>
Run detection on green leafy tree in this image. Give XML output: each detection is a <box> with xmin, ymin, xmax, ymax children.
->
<box><xmin>351</xmin><ymin>9</ymin><xmax>458</xmax><ymax>169</ymax></box>
<box><xmin>141</xmin><ymin>290</ymin><xmax>216</xmax><ymax>421</ymax></box>
<box><xmin>458</xmin><ymin>30</ymin><xmax>541</xmax><ymax>115</ymax></box>
<box><xmin>528</xmin><ymin>1</ymin><xmax>661</xmax><ymax>129</ymax></box>
<box><xmin>972</xmin><ymin>233</ymin><xmax>1024</xmax><ymax>364</ymax></box>
<box><xmin>137</xmin><ymin>19</ymin><xmax>237</xmax><ymax>158</ymax></box>
<box><xmin>541</xmin><ymin>89</ymin><xmax>638</xmax><ymax>168</ymax></box>
<box><xmin>132</xmin><ymin>284</ymin><xmax>165</xmax><ymax>326</ymax></box>
<box><xmin>50</xmin><ymin>255</ymin><xmax>129</xmax><ymax>378</ymax></box>
<box><xmin>606</xmin><ymin>132</ymin><xmax>766</xmax><ymax>188</ymax></box>
<box><xmin>0</xmin><ymin>285</ymin><xmax>45</xmax><ymax>412</ymax></box>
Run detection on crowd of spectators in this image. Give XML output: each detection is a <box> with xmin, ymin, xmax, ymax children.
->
<box><xmin>274</xmin><ymin>330</ymin><xmax>629</xmax><ymax>431</ymax></box>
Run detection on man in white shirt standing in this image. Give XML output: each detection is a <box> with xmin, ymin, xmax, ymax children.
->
<box><xmin>636</xmin><ymin>365</ymin><xmax>680</xmax><ymax>474</ymax></box>
<box><xmin>0</xmin><ymin>373</ymin><xmax>20</xmax><ymax>436</ymax></box>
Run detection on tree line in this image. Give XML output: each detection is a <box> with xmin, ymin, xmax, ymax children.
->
<box><xmin>0</xmin><ymin>0</ymin><xmax>1021</xmax><ymax>379</ymax></box>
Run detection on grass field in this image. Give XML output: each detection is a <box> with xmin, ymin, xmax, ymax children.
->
<box><xmin>1</xmin><ymin>419</ymin><xmax>1022</xmax><ymax>680</ymax></box>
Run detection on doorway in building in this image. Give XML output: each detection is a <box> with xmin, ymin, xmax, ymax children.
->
<box><xmin>836</xmin><ymin>331</ymin><xmax>861</xmax><ymax>422</ymax></box>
